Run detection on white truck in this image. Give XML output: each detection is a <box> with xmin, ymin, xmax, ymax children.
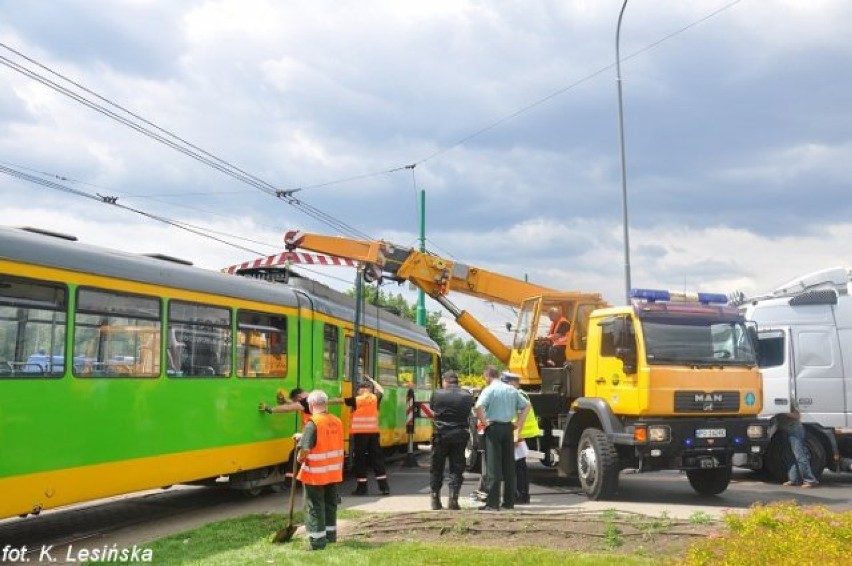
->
<box><xmin>740</xmin><ymin>267</ymin><xmax>852</xmax><ymax>480</ymax></box>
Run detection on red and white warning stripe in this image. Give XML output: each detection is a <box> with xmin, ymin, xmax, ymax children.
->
<box><xmin>221</xmin><ymin>251</ymin><xmax>356</xmax><ymax>274</ymax></box>
<box><xmin>417</xmin><ymin>402</ymin><xmax>434</xmax><ymax>419</ymax></box>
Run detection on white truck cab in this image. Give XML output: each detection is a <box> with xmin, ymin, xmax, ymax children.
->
<box><xmin>741</xmin><ymin>267</ymin><xmax>852</xmax><ymax>479</ymax></box>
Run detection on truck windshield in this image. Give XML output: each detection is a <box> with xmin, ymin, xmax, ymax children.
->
<box><xmin>640</xmin><ymin>315</ymin><xmax>756</xmax><ymax>366</ymax></box>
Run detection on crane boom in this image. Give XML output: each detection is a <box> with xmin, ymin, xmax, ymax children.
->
<box><xmin>284</xmin><ymin>231</ymin><xmax>561</xmax><ymax>305</ymax></box>
<box><xmin>284</xmin><ymin>231</ymin><xmax>604</xmax><ymax>368</ymax></box>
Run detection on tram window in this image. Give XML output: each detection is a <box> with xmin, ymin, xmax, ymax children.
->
<box><xmin>377</xmin><ymin>340</ymin><xmax>397</xmax><ymax>386</ymax></box>
<box><xmin>345</xmin><ymin>335</ymin><xmax>373</xmax><ymax>380</ymax></box>
<box><xmin>168</xmin><ymin>301</ymin><xmax>231</xmax><ymax>378</ymax></box>
<box><xmin>0</xmin><ymin>275</ymin><xmax>67</xmax><ymax>378</ymax></box>
<box><xmin>73</xmin><ymin>288</ymin><xmax>161</xmax><ymax>378</ymax></box>
<box><xmin>323</xmin><ymin>325</ymin><xmax>339</xmax><ymax>380</ymax></box>
<box><xmin>416</xmin><ymin>350</ymin><xmax>435</xmax><ymax>389</ymax></box>
<box><xmin>236</xmin><ymin>311</ymin><xmax>287</xmax><ymax>378</ymax></box>
<box><xmin>398</xmin><ymin>346</ymin><xmax>416</xmax><ymax>387</ymax></box>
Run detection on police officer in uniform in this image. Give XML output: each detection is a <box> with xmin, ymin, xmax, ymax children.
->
<box><xmin>429</xmin><ymin>370</ymin><xmax>474</xmax><ymax>510</ymax></box>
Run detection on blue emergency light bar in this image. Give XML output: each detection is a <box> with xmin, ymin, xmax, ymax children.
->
<box><xmin>630</xmin><ymin>288</ymin><xmax>728</xmax><ymax>305</ymax></box>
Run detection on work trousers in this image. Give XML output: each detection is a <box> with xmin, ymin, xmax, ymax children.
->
<box><xmin>787</xmin><ymin>422</ymin><xmax>818</xmax><ymax>485</ymax></box>
<box><xmin>304</xmin><ymin>483</ymin><xmax>338</xmax><ymax>550</ymax></box>
<box><xmin>484</xmin><ymin>422</ymin><xmax>515</xmax><ymax>509</ymax></box>
<box><xmin>515</xmin><ymin>457</ymin><xmax>529</xmax><ymax>500</ymax></box>
<box><xmin>352</xmin><ymin>433</ymin><xmax>387</xmax><ymax>481</ymax></box>
<box><xmin>430</xmin><ymin>435</ymin><xmax>467</xmax><ymax>493</ymax></box>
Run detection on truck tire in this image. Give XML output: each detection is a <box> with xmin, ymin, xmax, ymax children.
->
<box><xmin>465</xmin><ymin>418</ymin><xmax>482</xmax><ymax>473</ymax></box>
<box><xmin>763</xmin><ymin>435</ymin><xmax>787</xmax><ymax>482</ymax></box>
<box><xmin>764</xmin><ymin>431</ymin><xmax>826</xmax><ymax>482</ymax></box>
<box><xmin>576</xmin><ymin>428</ymin><xmax>619</xmax><ymax>500</ymax></box>
<box><xmin>686</xmin><ymin>466</ymin><xmax>732</xmax><ymax>496</ymax></box>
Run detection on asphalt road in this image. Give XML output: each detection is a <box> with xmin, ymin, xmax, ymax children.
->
<box><xmin>1</xmin><ymin>455</ymin><xmax>850</xmax><ymax>564</ymax></box>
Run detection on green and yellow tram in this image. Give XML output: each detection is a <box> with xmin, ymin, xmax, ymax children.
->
<box><xmin>0</xmin><ymin>226</ymin><xmax>438</xmax><ymax>520</ymax></box>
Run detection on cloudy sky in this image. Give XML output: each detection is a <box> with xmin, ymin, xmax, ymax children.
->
<box><xmin>2</xmin><ymin>0</ymin><xmax>851</xmax><ymax>341</ymax></box>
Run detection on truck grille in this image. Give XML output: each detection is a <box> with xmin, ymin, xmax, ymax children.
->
<box><xmin>674</xmin><ymin>391</ymin><xmax>740</xmax><ymax>413</ymax></box>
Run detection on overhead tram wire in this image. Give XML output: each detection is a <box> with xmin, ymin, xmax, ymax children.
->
<box><xmin>0</xmin><ymin>1</ymin><xmax>742</xmax><ymax>245</ymax></box>
<box><xmin>0</xmin><ymin>164</ymin><xmax>355</xmax><ymax>285</ymax></box>
<box><xmin>0</xmin><ymin>45</ymin><xmax>369</xmax><ymax>241</ymax></box>
<box><xmin>273</xmin><ymin>0</ymin><xmax>746</xmax><ymax>194</ymax></box>
<box><xmin>0</xmin><ymin>160</ymin><xmax>286</xmax><ymax>240</ymax></box>
<box><xmin>0</xmin><ymin>164</ymin><xmax>260</xmax><ymax>254</ymax></box>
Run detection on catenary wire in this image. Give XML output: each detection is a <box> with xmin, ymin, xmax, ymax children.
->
<box><xmin>0</xmin><ymin>164</ymin><xmax>356</xmax><ymax>285</ymax></box>
<box><xmin>0</xmin><ymin>46</ymin><xmax>371</xmax><ymax>240</ymax></box>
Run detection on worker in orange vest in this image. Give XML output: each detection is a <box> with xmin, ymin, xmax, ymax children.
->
<box><xmin>259</xmin><ymin>388</ymin><xmax>344</xmax><ymax>486</ymax></box>
<box><xmin>346</xmin><ymin>375</ymin><xmax>390</xmax><ymax>496</ymax></box>
<box><xmin>296</xmin><ymin>390</ymin><xmax>345</xmax><ymax>551</ymax></box>
<box><xmin>545</xmin><ymin>307</ymin><xmax>570</xmax><ymax>367</ymax></box>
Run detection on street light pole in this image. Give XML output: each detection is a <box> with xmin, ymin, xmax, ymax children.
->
<box><xmin>616</xmin><ymin>0</ymin><xmax>632</xmax><ymax>304</ymax></box>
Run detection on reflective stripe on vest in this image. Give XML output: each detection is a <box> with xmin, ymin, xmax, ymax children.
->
<box><xmin>350</xmin><ymin>392</ymin><xmax>379</xmax><ymax>433</ymax></box>
<box><xmin>298</xmin><ymin>412</ymin><xmax>345</xmax><ymax>486</ymax></box>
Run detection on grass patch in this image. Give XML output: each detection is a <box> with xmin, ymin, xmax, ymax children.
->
<box><xmin>89</xmin><ymin>511</ymin><xmax>653</xmax><ymax>566</ymax></box>
<box><xmin>630</xmin><ymin>510</ymin><xmax>674</xmax><ymax>541</ymax></box>
<box><xmin>679</xmin><ymin>502</ymin><xmax>852</xmax><ymax>566</ymax></box>
<box><xmin>602</xmin><ymin>509</ymin><xmax>624</xmax><ymax>549</ymax></box>
<box><xmin>687</xmin><ymin>511</ymin><xmax>714</xmax><ymax>526</ymax></box>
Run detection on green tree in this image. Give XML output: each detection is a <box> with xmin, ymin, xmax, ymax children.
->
<box><xmin>346</xmin><ymin>284</ymin><xmax>498</xmax><ymax>379</ymax></box>
<box><xmin>347</xmin><ymin>285</ymin><xmax>449</xmax><ymax>351</ymax></box>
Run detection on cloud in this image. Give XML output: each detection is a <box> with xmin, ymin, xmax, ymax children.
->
<box><xmin>2</xmin><ymin>0</ymin><xmax>852</xmax><ymax>351</ymax></box>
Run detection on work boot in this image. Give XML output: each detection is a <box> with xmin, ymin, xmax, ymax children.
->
<box><xmin>431</xmin><ymin>491</ymin><xmax>442</xmax><ymax>510</ymax></box>
<box><xmin>351</xmin><ymin>481</ymin><xmax>368</xmax><ymax>496</ymax></box>
<box><xmin>378</xmin><ymin>479</ymin><xmax>390</xmax><ymax>496</ymax></box>
<box><xmin>447</xmin><ymin>489</ymin><xmax>461</xmax><ymax>511</ymax></box>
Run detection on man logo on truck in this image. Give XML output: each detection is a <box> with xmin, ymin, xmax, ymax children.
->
<box><xmin>694</xmin><ymin>393</ymin><xmax>724</xmax><ymax>403</ymax></box>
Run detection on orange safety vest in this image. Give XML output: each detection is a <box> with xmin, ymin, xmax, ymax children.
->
<box><xmin>297</xmin><ymin>412</ymin><xmax>344</xmax><ymax>486</ymax></box>
<box><xmin>300</xmin><ymin>409</ymin><xmax>311</xmax><ymax>427</ymax></box>
<box><xmin>549</xmin><ymin>317</ymin><xmax>569</xmax><ymax>347</ymax></box>
<box><xmin>350</xmin><ymin>392</ymin><xmax>380</xmax><ymax>434</ymax></box>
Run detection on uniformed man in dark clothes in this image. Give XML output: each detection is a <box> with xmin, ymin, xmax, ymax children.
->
<box><xmin>429</xmin><ymin>370</ymin><xmax>474</xmax><ymax>510</ymax></box>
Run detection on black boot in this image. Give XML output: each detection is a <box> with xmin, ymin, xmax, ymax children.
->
<box><xmin>431</xmin><ymin>491</ymin><xmax>442</xmax><ymax>510</ymax></box>
<box><xmin>378</xmin><ymin>479</ymin><xmax>390</xmax><ymax>496</ymax></box>
<box><xmin>447</xmin><ymin>489</ymin><xmax>461</xmax><ymax>511</ymax></box>
<box><xmin>351</xmin><ymin>481</ymin><xmax>368</xmax><ymax>496</ymax></box>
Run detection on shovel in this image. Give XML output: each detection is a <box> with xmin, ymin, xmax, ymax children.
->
<box><xmin>272</xmin><ymin>455</ymin><xmax>300</xmax><ymax>543</ymax></box>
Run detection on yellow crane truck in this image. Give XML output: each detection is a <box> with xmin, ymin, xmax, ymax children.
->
<box><xmin>284</xmin><ymin>231</ymin><xmax>768</xmax><ymax>499</ymax></box>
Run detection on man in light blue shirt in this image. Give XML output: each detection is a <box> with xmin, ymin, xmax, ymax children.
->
<box><xmin>474</xmin><ymin>366</ymin><xmax>529</xmax><ymax>510</ymax></box>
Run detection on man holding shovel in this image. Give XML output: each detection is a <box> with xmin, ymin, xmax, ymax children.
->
<box><xmin>294</xmin><ymin>390</ymin><xmax>345</xmax><ymax>550</ymax></box>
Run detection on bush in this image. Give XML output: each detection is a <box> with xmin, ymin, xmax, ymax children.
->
<box><xmin>679</xmin><ymin>501</ymin><xmax>852</xmax><ymax>566</ymax></box>
<box><xmin>458</xmin><ymin>373</ymin><xmax>485</xmax><ymax>389</ymax></box>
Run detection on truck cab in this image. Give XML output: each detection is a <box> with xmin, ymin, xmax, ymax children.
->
<box><xmin>555</xmin><ymin>289</ymin><xmax>767</xmax><ymax>499</ymax></box>
<box><xmin>741</xmin><ymin>267</ymin><xmax>852</xmax><ymax>478</ymax></box>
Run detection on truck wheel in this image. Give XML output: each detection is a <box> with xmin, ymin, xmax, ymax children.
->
<box><xmin>765</xmin><ymin>432</ymin><xmax>826</xmax><ymax>482</ymax></box>
<box><xmin>576</xmin><ymin>428</ymin><xmax>619</xmax><ymax>500</ymax></box>
<box><xmin>763</xmin><ymin>435</ymin><xmax>787</xmax><ymax>482</ymax></box>
<box><xmin>465</xmin><ymin>418</ymin><xmax>481</xmax><ymax>473</ymax></box>
<box><xmin>686</xmin><ymin>466</ymin><xmax>732</xmax><ymax>496</ymax></box>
